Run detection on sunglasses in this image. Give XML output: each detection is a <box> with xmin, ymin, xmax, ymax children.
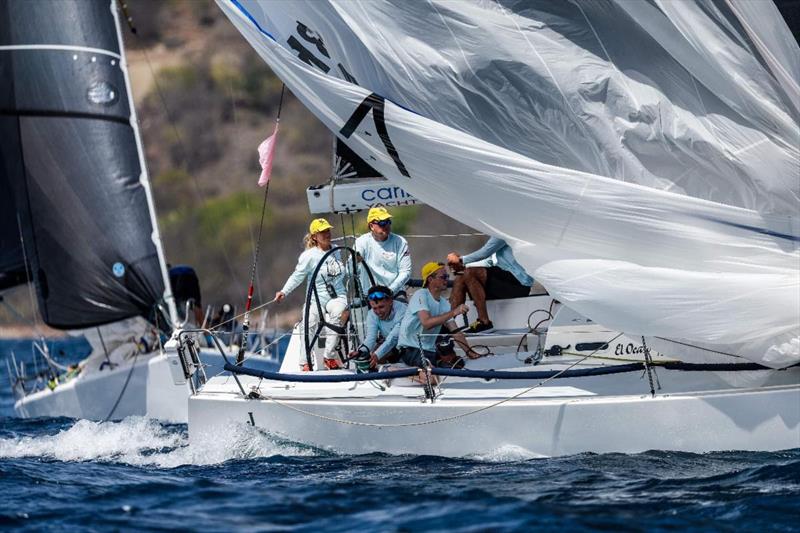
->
<box><xmin>432</xmin><ymin>274</ymin><xmax>449</xmax><ymax>280</ymax></box>
<box><xmin>371</xmin><ymin>219</ymin><xmax>392</xmax><ymax>228</ymax></box>
<box><xmin>368</xmin><ymin>291</ymin><xmax>391</xmax><ymax>301</ymax></box>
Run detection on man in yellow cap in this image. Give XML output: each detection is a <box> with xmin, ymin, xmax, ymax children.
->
<box><xmin>355</xmin><ymin>206</ymin><xmax>412</xmax><ymax>300</ymax></box>
<box><xmin>396</xmin><ymin>262</ymin><xmax>480</xmax><ymax>369</ymax></box>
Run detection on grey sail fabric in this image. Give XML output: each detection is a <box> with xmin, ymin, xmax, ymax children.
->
<box><xmin>218</xmin><ymin>0</ymin><xmax>799</xmax><ymax>367</ymax></box>
<box><xmin>221</xmin><ymin>0</ymin><xmax>798</xmax><ymax>215</ymax></box>
<box><xmin>0</xmin><ymin>0</ymin><xmax>164</xmax><ymax>329</ymax></box>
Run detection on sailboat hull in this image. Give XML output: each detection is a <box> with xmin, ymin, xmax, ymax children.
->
<box><xmin>13</xmin><ymin>349</ymin><xmax>281</xmax><ymax>422</ymax></box>
<box><xmin>13</xmin><ymin>353</ymin><xmax>188</xmax><ymax>422</ymax></box>
<box><xmin>187</xmin><ymin>371</ymin><xmax>800</xmax><ymax>458</ymax></box>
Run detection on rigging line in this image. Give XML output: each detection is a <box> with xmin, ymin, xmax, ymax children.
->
<box><xmin>332</xmin><ymin>232</ymin><xmax>485</xmax><ymax>240</ymax></box>
<box><xmin>652</xmin><ymin>336</ymin><xmax>745</xmax><ymax>360</ymax></box>
<box><xmin>251</xmin><ymin>331</ymin><xmax>627</xmax><ymax>429</ymax></box>
<box><xmin>209</xmin><ymin>330</ymin><xmax>293</xmax><ymax>379</ymax></box>
<box><xmin>32</xmin><ymin>342</ymin><xmax>69</xmax><ymax>372</ymax></box>
<box><xmin>338</xmin><ymin>213</ymin><xmax>357</xmax><ymax>342</ymax></box>
<box><xmin>16</xmin><ymin>213</ymin><xmax>43</xmax><ymax>336</ymax></box>
<box><xmin>133</xmin><ymin>43</ymin><xmax>242</xmax><ymax>286</ymax></box>
<box><xmin>247</xmin><ymin>82</ymin><xmax>285</xmax><ymax>295</ymax></box>
<box><xmin>342</xmin><ymin>215</ymin><xmax>364</xmax><ymax>341</ymax></box>
<box><xmin>239</xmin><ymin>84</ymin><xmax>285</xmax><ymax>361</ymax></box>
<box><xmin>97</xmin><ymin>327</ymin><xmax>113</xmax><ymax>368</ymax></box>
<box><xmin>228</xmin><ymin>72</ymin><xmax>267</xmax><ymax>305</ymax></box>
<box><xmin>558</xmin><ymin>352</ymin><xmax>680</xmax><ymax>364</ymax></box>
<box><xmin>641</xmin><ymin>336</ymin><xmax>657</xmax><ymax>397</ymax></box>
<box><xmin>210</xmin><ymin>297</ymin><xmax>278</xmax><ymax>333</ymax></box>
<box><xmin>103</xmin><ymin>350</ymin><xmax>139</xmax><ymax>423</ymax></box>
<box><xmin>339</xmin><ymin>212</ymin><xmax>348</xmax><ymax>249</ymax></box>
<box><xmin>349</xmin><ymin>212</ymin><xmax>358</xmax><ymax>251</ymax></box>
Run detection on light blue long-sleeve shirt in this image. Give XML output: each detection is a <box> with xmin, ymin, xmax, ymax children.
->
<box><xmin>360</xmin><ymin>301</ymin><xmax>407</xmax><ymax>358</ymax></box>
<box><xmin>398</xmin><ymin>289</ymin><xmax>451</xmax><ymax>351</ymax></box>
<box><xmin>355</xmin><ymin>232</ymin><xmax>411</xmax><ymax>294</ymax></box>
<box><xmin>280</xmin><ymin>247</ymin><xmax>347</xmax><ymax>306</ymax></box>
<box><xmin>461</xmin><ymin>237</ymin><xmax>533</xmax><ymax>287</ymax></box>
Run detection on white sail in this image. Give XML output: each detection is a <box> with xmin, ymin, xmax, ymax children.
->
<box><xmin>217</xmin><ymin>0</ymin><xmax>799</xmax><ymax>367</ymax></box>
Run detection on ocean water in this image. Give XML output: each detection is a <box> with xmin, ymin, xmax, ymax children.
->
<box><xmin>1</xmin><ymin>339</ymin><xmax>798</xmax><ymax>532</ymax></box>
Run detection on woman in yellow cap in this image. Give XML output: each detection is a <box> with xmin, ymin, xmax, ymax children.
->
<box><xmin>275</xmin><ymin>218</ymin><xmax>348</xmax><ymax>370</ymax></box>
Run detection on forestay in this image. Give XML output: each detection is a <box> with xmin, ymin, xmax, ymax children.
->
<box><xmin>218</xmin><ymin>0</ymin><xmax>799</xmax><ymax>367</ymax></box>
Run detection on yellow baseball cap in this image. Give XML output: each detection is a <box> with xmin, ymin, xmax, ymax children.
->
<box><xmin>309</xmin><ymin>218</ymin><xmax>333</xmax><ymax>234</ymax></box>
<box><xmin>367</xmin><ymin>206</ymin><xmax>392</xmax><ymax>223</ymax></box>
<box><xmin>421</xmin><ymin>261</ymin><xmax>445</xmax><ymax>287</ymax></box>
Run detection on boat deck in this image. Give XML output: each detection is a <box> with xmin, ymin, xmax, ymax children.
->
<box><xmin>199</xmin><ymin>351</ymin><xmax>800</xmax><ymax>402</ymax></box>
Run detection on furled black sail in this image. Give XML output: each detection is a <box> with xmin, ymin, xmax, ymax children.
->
<box><xmin>0</xmin><ymin>0</ymin><xmax>164</xmax><ymax>328</ymax></box>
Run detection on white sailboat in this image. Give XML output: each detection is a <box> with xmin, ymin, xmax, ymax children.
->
<box><xmin>185</xmin><ymin>0</ymin><xmax>799</xmax><ymax>456</ymax></box>
<box><xmin>1</xmin><ymin>0</ymin><xmax>278</xmax><ymax>422</ymax></box>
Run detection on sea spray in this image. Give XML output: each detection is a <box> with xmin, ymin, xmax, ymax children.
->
<box><xmin>0</xmin><ymin>416</ymin><xmax>317</xmax><ymax>468</ymax></box>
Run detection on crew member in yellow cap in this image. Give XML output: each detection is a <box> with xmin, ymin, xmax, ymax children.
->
<box><xmin>396</xmin><ymin>262</ymin><xmax>480</xmax><ymax>371</ymax></box>
<box><xmin>355</xmin><ymin>206</ymin><xmax>412</xmax><ymax>301</ymax></box>
<box><xmin>275</xmin><ymin>218</ymin><xmax>348</xmax><ymax>370</ymax></box>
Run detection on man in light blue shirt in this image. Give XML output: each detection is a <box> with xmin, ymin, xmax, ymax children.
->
<box><xmin>355</xmin><ymin>206</ymin><xmax>412</xmax><ymax>299</ymax></box>
<box><xmin>397</xmin><ymin>262</ymin><xmax>478</xmax><ymax>369</ymax></box>
<box><xmin>447</xmin><ymin>237</ymin><xmax>534</xmax><ymax>333</ymax></box>
<box><xmin>350</xmin><ymin>285</ymin><xmax>407</xmax><ymax>368</ymax></box>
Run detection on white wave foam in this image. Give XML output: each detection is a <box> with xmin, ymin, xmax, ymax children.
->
<box><xmin>0</xmin><ymin>416</ymin><xmax>316</xmax><ymax>468</ymax></box>
<box><xmin>469</xmin><ymin>444</ymin><xmax>548</xmax><ymax>462</ymax></box>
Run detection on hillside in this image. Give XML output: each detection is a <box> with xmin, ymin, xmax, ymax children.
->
<box><xmin>0</xmin><ymin>0</ymin><xmax>484</xmax><ymax>331</ymax></box>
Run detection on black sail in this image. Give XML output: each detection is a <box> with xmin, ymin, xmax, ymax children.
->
<box><xmin>0</xmin><ymin>0</ymin><xmax>164</xmax><ymax>328</ymax></box>
<box><xmin>0</xmin><ymin>168</ymin><xmax>27</xmax><ymax>291</ymax></box>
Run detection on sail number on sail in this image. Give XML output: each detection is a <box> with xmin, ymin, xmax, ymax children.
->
<box><xmin>286</xmin><ymin>20</ymin><xmax>410</xmax><ymax>178</ymax></box>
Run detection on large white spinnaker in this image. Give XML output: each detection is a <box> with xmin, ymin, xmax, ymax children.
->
<box><xmin>220</xmin><ymin>0</ymin><xmax>798</xmax><ymax>214</ymax></box>
<box><xmin>217</xmin><ymin>0</ymin><xmax>799</xmax><ymax>367</ymax></box>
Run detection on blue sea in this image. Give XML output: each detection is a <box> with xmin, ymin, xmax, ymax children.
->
<box><xmin>1</xmin><ymin>338</ymin><xmax>798</xmax><ymax>532</ymax></box>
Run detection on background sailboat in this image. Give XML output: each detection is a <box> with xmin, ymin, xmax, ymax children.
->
<box><xmin>0</xmin><ymin>0</ymin><xmax>281</xmax><ymax>422</ymax></box>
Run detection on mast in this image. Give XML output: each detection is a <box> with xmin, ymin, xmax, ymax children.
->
<box><xmin>109</xmin><ymin>0</ymin><xmax>178</xmax><ymax>326</ymax></box>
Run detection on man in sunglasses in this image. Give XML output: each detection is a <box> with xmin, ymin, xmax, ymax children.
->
<box><xmin>355</xmin><ymin>206</ymin><xmax>412</xmax><ymax>301</ymax></box>
<box><xmin>396</xmin><ymin>262</ymin><xmax>480</xmax><ymax>370</ymax></box>
<box><xmin>349</xmin><ymin>285</ymin><xmax>407</xmax><ymax>368</ymax></box>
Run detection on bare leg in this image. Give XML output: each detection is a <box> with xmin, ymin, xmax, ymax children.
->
<box><xmin>462</xmin><ymin>268</ymin><xmax>489</xmax><ymax>323</ymax></box>
<box><xmin>450</xmin><ymin>274</ymin><xmax>468</xmax><ymax>308</ymax></box>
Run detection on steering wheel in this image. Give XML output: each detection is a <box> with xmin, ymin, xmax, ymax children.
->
<box><xmin>303</xmin><ymin>246</ymin><xmax>376</xmax><ymax>370</ymax></box>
